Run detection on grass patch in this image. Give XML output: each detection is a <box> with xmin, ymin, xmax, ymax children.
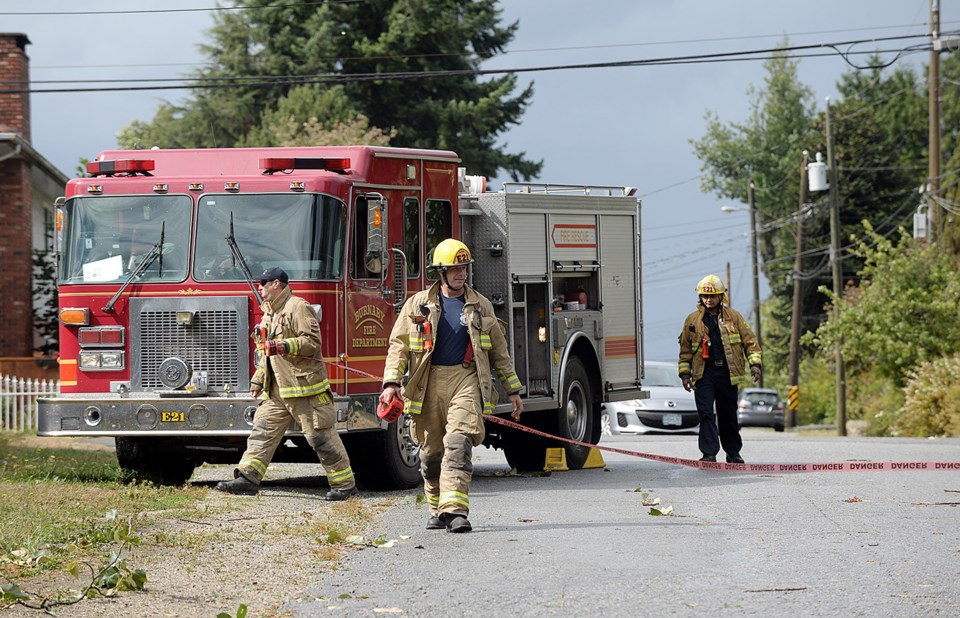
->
<box><xmin>0</xmin><ymin>433</ymin><xmax>207</xmax><ymax>577</ymax></box>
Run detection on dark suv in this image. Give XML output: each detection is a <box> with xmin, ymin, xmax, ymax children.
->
<box><xmin>737</xmin><ymin>388</ymin><xmax>785</xmax><ymax>432</ymax></box>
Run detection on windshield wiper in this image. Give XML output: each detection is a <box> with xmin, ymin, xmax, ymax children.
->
<box><xmin>103</xmin><ymin>221</ymin><xmax>164</xmax><ymax>312</ymax></box>
<box><xmin>225</xmin><ymin>212</ymin><xmax>263</xmax><ymax>305</ymax></box>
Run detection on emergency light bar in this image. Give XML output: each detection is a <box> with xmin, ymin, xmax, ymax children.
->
<box><xmin>86</xmin><ymin>159</ymin><xmax>156</xmax><ymax>176</ymax></box>
<box><xmin>259</xmin><ymin>157</ymin><xmax>350</xmax><ymax>174</ymax></box>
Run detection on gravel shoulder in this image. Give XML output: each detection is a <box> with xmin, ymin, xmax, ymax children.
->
<box><xmin>6</xmin><ymin>455</ymin><xmax>410</xmax><ymax>618</ymax></box>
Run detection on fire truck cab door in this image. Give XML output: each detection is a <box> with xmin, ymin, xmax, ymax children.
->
<box><xmin>364</xmin><ymin>193</ymin><xmax>410</xmax><ymax>310</ymax></box>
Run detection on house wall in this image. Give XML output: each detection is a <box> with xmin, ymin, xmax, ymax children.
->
<box><xmin>0</xmin><ymin>33</ymin><xmax>37</xmax><ymax>357</ymax></box>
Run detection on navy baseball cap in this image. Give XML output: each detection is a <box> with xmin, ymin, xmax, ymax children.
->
<box><xmin>259</xmin><ymin>267</ymin><xmax>288</xmax><ymax>284</ymax></box>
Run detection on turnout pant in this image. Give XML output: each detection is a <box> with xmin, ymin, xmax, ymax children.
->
<box><xmin>412</xmin><ymin>364</ymin><xmax>484</xmax><ymax>518</ymax></box>
<box><xmin>693</xmin><ymin>364</ymin><xmax>742</xmax><ymax>458</ymax></box>
<box><xmin>236</xmin><ymin>389</ymin><xmax>354</xmax><ymax>490</ymax></box>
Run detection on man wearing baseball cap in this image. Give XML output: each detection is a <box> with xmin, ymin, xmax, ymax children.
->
<box><xmin>215</xmin><ymin>267</ymin><xmax>356</xmax><ymax>499</ymax></box>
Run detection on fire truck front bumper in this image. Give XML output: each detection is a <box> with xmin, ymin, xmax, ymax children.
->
<box><xmin>36</xmin><ymin>394</ymin><xmax>382</xmax><ymax>437</ymax></box>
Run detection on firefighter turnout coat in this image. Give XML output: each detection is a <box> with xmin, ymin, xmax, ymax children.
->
<box><xmin>383</xmin><ymin>282</ymin><xmax>522</xmax><ymax>417</ymax></box>
<box><xmin>251</xmin><ymin>285</ymin><xmax>330</xmax><ymax>398</ymax></box>
<box><xmin>678</xmin><ymin>304</ymin><xmax>761</xmax><ymax>386</ymax></box>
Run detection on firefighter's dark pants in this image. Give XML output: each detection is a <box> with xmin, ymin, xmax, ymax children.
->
<box><xmin>693</xmin><ymin>363</ymin><xmax>742</xmax><ymax>458</ymax></box>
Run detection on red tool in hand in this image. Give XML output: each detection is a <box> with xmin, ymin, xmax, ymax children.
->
<box><xmin>377</xmin><ymin>394</ymin><xmax>404</xmax><ymax>423</ymax></box>
<box><xmin>264</xmin><ymin>339</ymin><xmax>289</xmax><ymax>356</ymax></box>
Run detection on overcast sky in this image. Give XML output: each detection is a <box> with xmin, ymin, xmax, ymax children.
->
<box><xmin>5</xmin><ymin>0</ymin><xmax>952</xmax><ymax>363</ymax></box>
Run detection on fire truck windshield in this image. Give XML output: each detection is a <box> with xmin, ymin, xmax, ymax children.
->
<box><xmin>59</xmin><ymin>195</ymin><xmax>193</xmax><ymax>284</ymax></box>
<box><xmin>194</xmin><ymin>193</ymin><xmax>346</xmax><ymax>281</ymax></box>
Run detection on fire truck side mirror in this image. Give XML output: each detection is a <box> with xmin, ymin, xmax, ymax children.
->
<box><xmin>54</xmin><ymin>197</ymin><xmax>66</xmax><ymax>257</ymax></box>
<box><xmin>365</xmin><ymin>197</ymin><xmax>386</xmax><ymax>274</ymax></box>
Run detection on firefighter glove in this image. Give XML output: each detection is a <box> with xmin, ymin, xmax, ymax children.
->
<box><xmin>750</xmin><ymin>364</ymin><xmax>762</xmax><ymax>383</ymax></box>
<box><xmin>265</xmin><ymin>340</ymin><xmax>290</xmax><ymax>356</ymax></box>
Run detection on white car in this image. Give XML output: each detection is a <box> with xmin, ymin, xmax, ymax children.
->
<box><xmin>602</xmin><ymin>361</ymin><xmax>699</xmax><ymax>435</ymax></box>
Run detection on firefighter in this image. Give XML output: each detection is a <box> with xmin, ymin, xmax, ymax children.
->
<box><xmin>677</xmin><ymin>274</ymin><xmax>761</xmax><ymax>464</ymax></box>
<box><xmin>215</xmin><ymin>267</ymin><xmax>356</xmax><ymax>500</ymax></box>
<box><xmin>380</xmin><ymin>239</ymin><xmax>523</xmax><ymax>533</ymax></box>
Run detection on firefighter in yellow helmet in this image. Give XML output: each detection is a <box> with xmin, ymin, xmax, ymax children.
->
<box><xmin>381</xmin><ymin>238</ymin><xmax>523</xmax><ymax>532</ymax></box>
<box><xmin>678</xmin><ymin>274</ymin><xmax>761</xmax><ymax>464</ymax></box>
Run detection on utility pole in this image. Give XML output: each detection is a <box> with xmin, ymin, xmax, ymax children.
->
<box><xmin>825</xmin><ymin>99</ymin><xmax>847</xmax><ymax>437</ymax></box>
<box><xmin>929</xmin><ymin>0</ymin><xmax>941</xmax><ymax>246</ymax></box>
<box><xmin>725</xmin><ymin>261</ymin><xmax>731</xmax><ymax>307</ymax></box>
<box><xmin>748</xmin><ymin>179</ymin><xmax>762</xmax><ymax>387</ymax></box>
<box><xmin>787</xmin><ymin>152</ymin><xmax>808</xmax><ymax>429</ymax></box>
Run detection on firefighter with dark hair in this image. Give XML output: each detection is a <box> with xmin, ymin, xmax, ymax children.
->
<box><xmin>381</xmin><ymin>239</ymin><xmax>523</xmax><ymax>533</ymax></box>
<box><xmin>215</xmin><ymin>267</ymin><xmax>356</xmax><ymax>500</ymax></box>
<box><xmin>678</xmin><ymin>274</ymin><xmax>761</xmax><ymax>464</ymax></box>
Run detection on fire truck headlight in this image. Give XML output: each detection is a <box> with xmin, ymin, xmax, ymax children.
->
<box><xmin>81</xmin><ymin>351</ymin><xmax>125</xmax><ymax>370</ymax></box>
<box><xmin>99</xmin><ymin>351</ymin><xmax>125</xmax><ymax>369</ymax></box>
<box><xmin>79</xmin><ymin>351</ymin><xmax>101</xmax><ymax>368</ymax></box>
<box><xmin>176</xmin><ymin>311</ymin><xmax>196</xmax><ymax>326</ymax></box>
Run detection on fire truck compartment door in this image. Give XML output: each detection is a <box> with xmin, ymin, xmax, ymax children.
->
<box><xmin>599</xmin><ymin>213</ymin><xmax>641</xmax><ymax>387</ymax></box>
<box><xmin>507</xmin><ymin>213</ymin><xmax>547</xmax><ymax>277</ymax></box>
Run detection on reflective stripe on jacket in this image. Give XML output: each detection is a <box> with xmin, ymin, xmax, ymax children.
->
<box><xmin>251</xmin><ymin>285</ymin><xmax>330</xmax><ymax>399</ymax></box>
<box><xmin>677</xmin><ymin>304</ymin><xmax>761</xmax><ymax>386</ymax></box>
<box><xmin>383</xmin><ymin>282</ymin><xmax>522</xmax><ymax>414</ymax></box>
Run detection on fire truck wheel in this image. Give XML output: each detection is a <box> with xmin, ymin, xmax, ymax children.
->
<box><xmin>557</xmin><ymin>357</ymin><xmax>595</xmax><ymax>470</ymax></box>
<box><xmin>347</xmin><ymin>416</ymin><xmax>421</xmax><ymax>490</ymax></box>
<box><xmin>115</xmin><ymin>437</ymin><xmax>197</xmax><ymax>486</ymax></box>
<box><xmin>501</xmin><ymin>422</ymin><xmax>548</xmax><ymax>472</ymax></box>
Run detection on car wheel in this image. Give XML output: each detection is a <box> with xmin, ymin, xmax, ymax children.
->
<box><xmin>600</xmin><ymin>409</ymin><xmax>612</xmax><ymax>436</ymax></box>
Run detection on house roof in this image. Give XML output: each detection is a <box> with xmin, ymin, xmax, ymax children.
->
<box><xmin>0</xmin><ymin>133</ymin><xmax>69</xmax><ymax>186</ymax></box>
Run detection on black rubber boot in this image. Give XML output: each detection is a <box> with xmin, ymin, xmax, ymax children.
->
<box><xmin>426</xmin><ymin>516</ymin><xmax>444</xmax><ymax>530</ymax></box>
<box><xmin>324</xmin><ymin>486</ymin><xmax>357</xmax><ymax>501</ymax></box>
<box><xmin>443</xmin><ymin>514</ymin><xmax>472</xmax><ymax>533</ymax></box>
<box><xmin>214</xmin><ymin>475</ymin><xmax>260</xmax><ymax>496</ymax></box>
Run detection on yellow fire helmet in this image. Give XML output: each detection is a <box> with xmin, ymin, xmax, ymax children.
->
<box><xmin>430</xmin><ymin>238</ymin><xmax>473</xmax><ymax>270</ymax></box>
<box><xmin>696</xmin><ymin>274</ymin><xmax>728</xmax><ymax>304</ymax></box>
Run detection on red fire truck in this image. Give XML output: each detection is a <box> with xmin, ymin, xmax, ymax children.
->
<box><xmin>37</xmin><ymin>146</ymin><xmax>644</xmax><ymax>488</ymax></box>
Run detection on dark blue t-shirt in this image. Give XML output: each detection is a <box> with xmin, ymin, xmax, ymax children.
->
<box><xmin>432</xmin><ymin>293</ymin><xmax>469</xmax><ymax>366</ymax></box>
<box><xmin>703</xmin><ymin>311</ymin><xmax>727</xmax><ymax>362</ymax></box>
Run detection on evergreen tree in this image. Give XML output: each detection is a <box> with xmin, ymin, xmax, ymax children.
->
<box><xmin>117</xmin><ymin>0</ymin><xmax>540</xmax><ymax>180</ymax></box>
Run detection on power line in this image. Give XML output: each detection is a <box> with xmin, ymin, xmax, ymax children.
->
<box><xmin>28</xmin><ymin>18</ymin><xmax>955</xmax><ymax>71</ymax></box>
<box><xmin>0</xmin><ymin>33</ymin><xmax>939</xmax><ymax>95</ymax></box>
<box><xmin>0</xmin><ymin>1</ymin><xmax>361</xmax><ymax>17</ymax></box>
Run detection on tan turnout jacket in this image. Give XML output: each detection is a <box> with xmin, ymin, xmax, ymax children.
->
<box><xmin>678</xmin><ymin>304</ymin><xmax>761</xmax><ymax>387</ymax></box>
<box><xmin>383</xmin><ymin>282</ymin><xmax>522</xmax><ymax>415</ymax></box>
<box><xmin>251</xmin><ymin>285</ymin><xmax>330</xmax><ymax>399</ymax></box>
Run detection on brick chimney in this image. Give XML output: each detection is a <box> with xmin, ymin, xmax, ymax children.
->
<box><xmin>0</xmin><ymin>33</ymin><xmax>30</xmax><ymax>140</ymax></box>
<box><xmin>0</xmin><ymin>33</ymin><xmax>35</xmax><ymax>356</ymax></box>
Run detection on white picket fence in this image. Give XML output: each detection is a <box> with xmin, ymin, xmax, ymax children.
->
<box><xmin>0</xmin><ymin>374</ymin><xmax>60</xmax><ymax>432</ymax></box>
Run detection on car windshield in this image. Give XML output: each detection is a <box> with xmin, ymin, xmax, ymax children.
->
<box><xmin>59</xmin><ymin>195</ymin><xmax>192</xmax><ymax>283</ymax></box>
<box><xmin>643</xmin><ymin>365</ymin><xmax>682</xmax><ymax>387</ymax></box>
<box><xmin>193</xmin><ymin>193</ymin><xmax>346</xmax><ymax>281</ymax></box>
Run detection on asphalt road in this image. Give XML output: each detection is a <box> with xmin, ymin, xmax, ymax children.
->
<box><xmin>281</xmin><ymin>429</ymin><xmax>960</xmax><ymax>617</ymax></box>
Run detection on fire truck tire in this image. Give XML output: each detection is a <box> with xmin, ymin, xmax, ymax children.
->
<box><xmin>115</xmin><ymin>437</ymin><xmax>197</xmax><ymax>486</ymax></box>
<box><xmin>347</xmin><ymin>417</ymin><xmax>421</xmax><ymax>490</ymax></box>
<box><xmin>501</xmin><ymin>422</ymin><xmax>549</xmax><ymax>472</ymax></box>
<box><xmin>556</xmin><ymin>357</ymin><xmax>594</xmax><ymax>470</ymax></box>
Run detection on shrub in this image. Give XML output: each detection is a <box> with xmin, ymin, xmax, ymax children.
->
<box><xmin>894</xmin><ymin>353</ymin><xmax>960</xmax><ymax>437</ymax></box>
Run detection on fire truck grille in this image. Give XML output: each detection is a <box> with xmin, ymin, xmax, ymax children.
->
<box><xmin>130</xmin><ymin>297</ymin><xmax>250</xmax><ymax>393</ymax></box>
